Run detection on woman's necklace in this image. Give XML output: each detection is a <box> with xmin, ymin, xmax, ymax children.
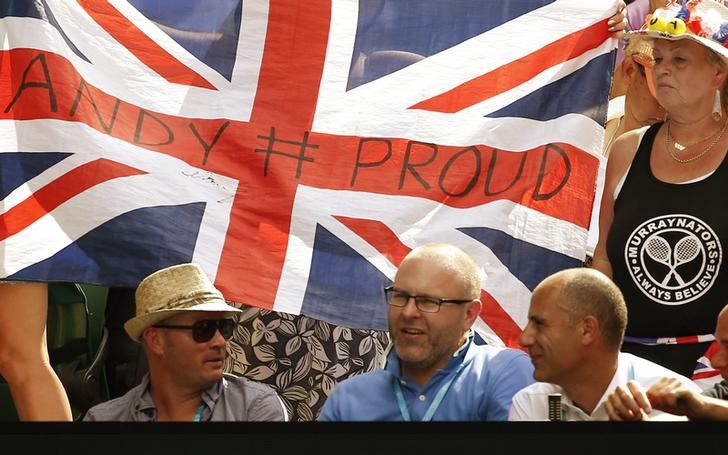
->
<box><xmin>667</xmin><ymin>119</ymin><xmax>723</xmax><ymax>151</ymax></box>
<box><xmin>665</xmin><ymin>119</ymin><xmax>728</xmax><ymax>164</ymax></box>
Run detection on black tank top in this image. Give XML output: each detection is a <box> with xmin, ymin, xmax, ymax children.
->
<box><xmin>607</xmin><ymin>123</ymin><xmax>728</xmax><ymax>376</ymax></box>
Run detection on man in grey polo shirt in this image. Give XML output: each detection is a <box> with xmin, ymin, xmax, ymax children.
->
<box><xmin>83</xmin><ymin>263</ymin><xmax>287</xmax><ymax>421</ymax></box>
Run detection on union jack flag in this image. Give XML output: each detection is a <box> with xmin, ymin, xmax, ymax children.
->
<box><xmin>0</xmin><ymin>0</ymin><xmax>619</xmax><ymax>347</ymax></box>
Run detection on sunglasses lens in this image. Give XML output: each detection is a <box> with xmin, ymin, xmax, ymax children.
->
<box><xmin>191</xmin><ymin>319</ymin><xmax>236</xmax><ymax>342</ymax></box>
<box><xmin>192</xmin><ymin>320</ymin><xmax>217</xmax><ymax>342</ymax></box>
<box><xmin>219</xmin><ymin>319</ymin><xmax>235</xmax><ymax>340</ymax></box>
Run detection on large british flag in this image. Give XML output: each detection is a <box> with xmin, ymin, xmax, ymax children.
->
<box><xmin>0</xmin><ymin>0</ymin><xmax>618</xmax><ymax>347</ymax></box>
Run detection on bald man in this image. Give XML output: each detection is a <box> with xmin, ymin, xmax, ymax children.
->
<box><xmin>318</xmin><ymin>243</ymin><xmax>534</xmax><ymax>421</ymax></box>
<box><xmin>509</xmin><ymin>268</ymin><xmax>699</xmax><ymax>421</ymax></box>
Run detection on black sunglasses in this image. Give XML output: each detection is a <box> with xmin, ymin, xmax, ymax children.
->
<box><xmin>153</xmin><ymin>318</ymin><xmax>237</xmax><ymax>343</ymax></box>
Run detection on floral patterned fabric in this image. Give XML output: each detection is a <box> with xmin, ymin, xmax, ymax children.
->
<box><xmin>225</xmin><ymin>306</ymin><xmax>390</xmax><ymax>421</ymax></box>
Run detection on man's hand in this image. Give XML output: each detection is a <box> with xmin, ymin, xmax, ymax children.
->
<box><xmin>605</xmin><ymin>380</ymin><xmax>652</xmax><ymax>421</ymax></box>
<box><xmin>605</xmin><ymin>377</ymin><xmax>710</xmax><ymax>421</ymax></box>
<box><xmin>645</xmin><ymin>377</ymin><xmax>706</xmax><ymax>418</ymax></box>
<box><xmin>608</xmin><ymin>0</ymin><xmax>628</xmax><ymax>39</ymax></box>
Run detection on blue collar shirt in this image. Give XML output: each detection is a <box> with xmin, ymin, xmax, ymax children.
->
<box><xmin>318</xmin><ymin>333</ymin><xmax>534</xmax><ymax>421</ymax></box>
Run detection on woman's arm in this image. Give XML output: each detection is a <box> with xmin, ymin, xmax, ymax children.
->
<box><xmin>590</xmin><ymin>128</ymin><xmax>643</xmax><ymax>278</ymax></box>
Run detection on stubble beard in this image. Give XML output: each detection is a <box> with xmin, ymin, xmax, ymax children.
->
<box><xmin>393</xmin><ymin>331</ymin><xmax>460</xmax><ymax>374</ymax></box>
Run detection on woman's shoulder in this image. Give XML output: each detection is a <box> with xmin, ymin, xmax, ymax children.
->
<box><xmin>610</xmin><ymin>124</ymin><xmax>651</xmax><ymax>156</ymax></box>
<box><xmin>606</xmin><ymin>124</ymin><xmax>654</xmax><ymax>176</ymax></box>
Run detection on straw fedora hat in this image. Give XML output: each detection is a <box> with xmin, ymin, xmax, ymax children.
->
<box><xmin>124</xmin><ymin>263</ymin><xmax>241</xmax><ymax>342</ymax></box>
<box><xmin>628</xmin><ymin>0</ymin><xmax>728</xmax><ymax>65</ymax></box>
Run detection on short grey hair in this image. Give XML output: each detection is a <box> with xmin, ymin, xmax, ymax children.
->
<box><xmin>550</xmin><ymin>268</ymin><xmax>628</xmax><ymax>351</ymax></box>
<box><xmin>402</xmin><ymin>243</ymin><xmax>483</xmax><ymax>300</ymax></box>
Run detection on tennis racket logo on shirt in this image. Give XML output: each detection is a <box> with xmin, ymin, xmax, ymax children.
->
<box><xmin>624</xmin><ymin>214</ymin><xmax>722</xmax><ymax>306</ymax></box>
<box><xmin>645</xmin><ymin>235</ymin><xmax>701</xmax><ymax>286</ymax></box>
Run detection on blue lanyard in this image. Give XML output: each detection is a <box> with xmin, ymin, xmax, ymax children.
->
<box><xmin>151</xmin><ymin>402</ymin><xmax>207</xmax><ymax>422</ymax></box>
<box><xmin>393</xmin><ymin>359</ymin><xmax>472</xmax><ymax>422</ymax></box>
<box><xmin>193</xmin><ymin>403</ymin><xmax>206</xmax><ymax>422</ymax></box>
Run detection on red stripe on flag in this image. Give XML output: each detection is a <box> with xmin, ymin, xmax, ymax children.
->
<box><xmin>692</xmin><ymin>370</ymin><xmax>721</xmax><ymax>380</ymax></box>
<box><xmin>410</xmin><ymin>20</ymin><xmax>609</xmax><ymax>113</ymax></box>
<box><xmin>0</xmin><ymin>158</ymin><xmax>146</xmax><ymax>241</ymax></box>
<box><xmin>674</xmin><ymin>335</ymin><xmax>701</xmax><ymax>344</ymax></box>
<box><xmin>251</xmin><ymin>0</ymin><xmax>331</xmax><ymax>128</ymax></box>
<box><xmin>76</xmin><ymin>0</ymin><xmax>216</xmax><ymax>90</ymax></box>
<box><xmin>334</xmin><ymin>215</ymin><xmax>523</xmax><ymax>346</ymax></box>
<box><xmin>478</xmin><ymin>290</ymin><xmax>523</xmax><ymax>349</ymax></box>
<box><xmin>334</xmin><ymin>216</ymin><xmax>411</xmax><ymax>267</ymax></box>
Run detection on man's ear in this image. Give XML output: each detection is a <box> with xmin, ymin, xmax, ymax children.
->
<box><xmin>142</xmin><ymin>327</ymin><xmax>165</xmax><ymax>356</ymax></box>
<box><xmin>580</xmin><ymin>315</ymin><xmax>599</xmax><ymax>346</ymax></box>
<box><xmin>465</xmin><ymin>299</ymin><xmax>482</xmax><ymax>327</ymax></box>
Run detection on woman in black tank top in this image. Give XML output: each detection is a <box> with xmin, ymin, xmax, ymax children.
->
<box><xmin>592</xmin><ymin>1</ymin><xmax>728</xmax><ymax>382</ymax></box>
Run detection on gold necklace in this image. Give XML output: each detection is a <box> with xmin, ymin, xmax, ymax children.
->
<box><xmin>667</xmin><ymin>120</ymin><xmax>724</xmax><ymax>151</ymax></box>
<box><xmin>665</xmin><ymin>120</ymin><xmax>728</xmax><ymax>164</ymax></box>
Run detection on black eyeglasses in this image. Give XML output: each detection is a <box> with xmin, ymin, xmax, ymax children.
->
<box><xmin>153</xmin><ymin>318</ymin><xmax>237</xmax><ymax>342</ymax></box>
<box><xmin>383</xmin><ymin>286</ymin><xmax>473</xmax><ymax>313</ymax></box>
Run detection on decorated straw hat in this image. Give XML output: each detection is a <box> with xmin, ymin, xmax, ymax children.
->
<box><xmin>628</xmin><ymin>0</ymin><xmax>728</xmax><ymax>64</ymax></box>
<box><xmin>124</xmin><ymin>263</ymin><xmax>241</xmax><ymax>342</ymax></box>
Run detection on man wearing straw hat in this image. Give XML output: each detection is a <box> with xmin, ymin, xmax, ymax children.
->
<box><xmin>83</xmin><ymin>263</ymin><xmax>287</xmax><ymax>421</ymax></box>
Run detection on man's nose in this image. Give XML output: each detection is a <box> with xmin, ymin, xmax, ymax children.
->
<box><xmin>208</xmin><ymin>328</ymin><xmax>228</xmax><ymax>346</ymax></box>
<box><xmin>518</xmin><ymin>327</ymin><xmax>533</xmax><ymax>348</ymax></box>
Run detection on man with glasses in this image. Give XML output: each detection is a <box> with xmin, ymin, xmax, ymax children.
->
<box><xmin>318</xmin><ymin>243</ymin><xmax>534</xmax><ymax>421</ymax></box>
<box><xmin>83</xmin><ymin>263</ymin><xmax>287</xmax><ymax>421</ymax></box>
